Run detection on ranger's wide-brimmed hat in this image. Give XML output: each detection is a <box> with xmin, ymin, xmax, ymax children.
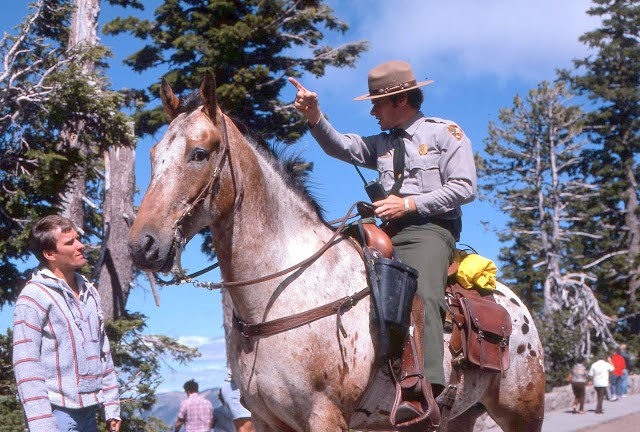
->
<box><xmin>354</xmin><ymin>60</ymin><xmax>433</xmax><ymax>101</ymax></box>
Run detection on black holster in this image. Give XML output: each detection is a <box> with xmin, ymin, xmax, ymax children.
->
<box><xmin>360</xmin><ymin>224</ymin><xmax>418</xmax><ymax>360</ymax></box>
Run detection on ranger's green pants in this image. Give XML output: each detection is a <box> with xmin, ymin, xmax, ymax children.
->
<box><xmin>389</xmin><ymin>222</ymin><xmax>455</xmax><ymax>388</ymax></box>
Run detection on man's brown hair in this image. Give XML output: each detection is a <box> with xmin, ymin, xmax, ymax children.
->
<box><xmin>183</xmin><ymin>379</ymin><xmax>199</xmax><ymax>394</ymax></box>
<box><xmin>29</xmin><ymin>215</ymin><xmax>77</xmax><ymax>265</ymax></box>
<box><xmin>390</xmin><ymin>88</ymin><xmax>424</xmax><ymax>110</ymax></box>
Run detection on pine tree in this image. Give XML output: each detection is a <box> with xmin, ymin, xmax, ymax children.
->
<box><xmin>480</xmin><ymin>81</ymin><xmax>614</xmax><ymax>360</ymax></box>
<box><xmin>560</xmin><ymin>0</ymin><xmax>640</xmax><ymax>336</ymax></box>
<box><xmin>0</xmin><ymin>0</ymin><xmax>135</xmax><ymax>306</ymax></box>
<box><xmin>0</xmin><ymin>3</ymin><xmax>194</xmax><ymax>430</ymax></box>
<box><xmin>0</xmin><ymin>0</ymin><xmax>74</xmax><ymax>303</ymax></box>
<box><xmin>103</xmin><ymin>0</ymin><xmax>368</xmax><ymax>143</ymax></box>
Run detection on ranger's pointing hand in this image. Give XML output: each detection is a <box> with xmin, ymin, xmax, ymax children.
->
<box><xmin>289</xmin><ymin>77</ymin><xmax>321</xmax><ymax>126</ymax></box>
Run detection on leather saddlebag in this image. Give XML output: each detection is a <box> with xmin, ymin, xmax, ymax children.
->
<box><xmin>456</xmin><ymin>295</ymin><xmax>512</xmax><ymax>373</ymax></box>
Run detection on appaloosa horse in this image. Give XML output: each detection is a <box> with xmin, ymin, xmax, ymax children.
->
<box><xmin>128</xmin><ymin>71</ymin><xmax>545</xmax><ymax>431</ymax></box>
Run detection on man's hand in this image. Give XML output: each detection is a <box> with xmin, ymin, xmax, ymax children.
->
<box><xmin>373</xmin><ymin>195</ymin><xmax>414</xmax><ymax>221</ymax></box>
<box><xmin>288</xmin><ymin>77</ymin><xmax>321</xmax><ymax>126</ymax></box>
<box><xmin>175</xmin><ymin>417</ymin><xmax>184</xmax><ymax>432</ymax></box>
<box><xmin>106</xmin><ymin>418</ymin><xmax>121</xmax><ymax>432</ymax></box>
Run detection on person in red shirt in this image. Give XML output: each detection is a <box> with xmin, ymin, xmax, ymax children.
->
<box><xmin>610</xmin><ymin>348</ymin><xmax>626</xmax><ymax>401</ymax></box>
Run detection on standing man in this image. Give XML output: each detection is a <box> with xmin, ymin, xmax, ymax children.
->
<box><xmin>175</xmin><ymin>379</ymin><xmax>213</xmax><ymax>432</ymax></box>
<box><xmin>610</xmin><ymin>348</ymin><xmax>626</xmax><ymax>401</ymax></box>
<box><xmin>220</xmin><ymin>369</ymin><xmax>255</xmax><ymax>432</ymax></box>
<box><xmin>589</xmin><ymin>354</ymin><xmax>615</xmax><ymax>414</ymax></box>
<box><xmin>568</xmin><ymin>356</ymin><xmax>587</xmax><ymax>414</ymax></box>
<box><xmin>12</xmin><ymin>215</ymin><xmax>121</xmax><ymax>432</ymax></box>
<box><xmin>619</xmin><ymin>343</ymin><xmax>632</xmax><ymax>397</ymax></box>
<box><xmin>289</xmin><ymin>60</ymin><xmax>476</xmax><ymax>412</ymax></box>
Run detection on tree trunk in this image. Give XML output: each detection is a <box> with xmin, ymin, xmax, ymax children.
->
<box><xmin>59</xmin><ymin>0</ymin><xmax>100</xmax><ymax>227</ymax></box>
<box><xmin>624</xmin><ymin>161</ymin><xmax>640</xmax><ymax>331</ymax></box>
<box><xmin>625</xmin><ymin>162</ymin><xmax>640</xmax><ymax>301</ymax></box>
<box><xmin>98</xmin><ymin>140</ymin><xmax>135</xmax><ymax>319</ymax></box>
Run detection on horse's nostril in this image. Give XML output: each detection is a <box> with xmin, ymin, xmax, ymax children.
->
<box><xmin>143</xmin><ymin>234</ymin><xmax>159</xmax><ymax>260</ymax></box>
<box><xmin>143</xmin><ymin>234</ymin><xmax>155</xmax><ymax>251</ymax></box>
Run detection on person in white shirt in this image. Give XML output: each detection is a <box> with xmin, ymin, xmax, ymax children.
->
<box><xmin>588</xmin><ymin>354</ymin><xmax>615</xmax><ymax>414</ymax></box>
<box><xmin>220</xmin><ymin>369</ymin><xmax>254</xmax><ymax>432</ymax></box>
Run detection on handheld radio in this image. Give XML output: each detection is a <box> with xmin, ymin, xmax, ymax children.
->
<box><xmin>351</xmin><ymin>159</ymin><xmax>387</xmax><ymax>202</ymax></box>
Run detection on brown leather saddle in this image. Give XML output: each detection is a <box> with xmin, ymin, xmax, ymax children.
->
<box><xmin>355</xmin><ymin>222</ymin><xmax>512</xmax><ymax>431</ymax></box>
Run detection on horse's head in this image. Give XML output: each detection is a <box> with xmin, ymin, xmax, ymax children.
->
<box><xmin>128</xmin><ymin>71</ymin><xmax>240</xmax><ymax>272</ymax></box>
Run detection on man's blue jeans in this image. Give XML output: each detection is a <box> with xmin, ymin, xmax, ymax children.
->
<box><xmin>621</xmin><ymin>368</ymin><xmax>629</xmax><ymax>395</ymax></box>
<box><xmin>610</xmin><ymin>375</ymin><xmax>623</xmax><ymax>399</ymax></box>
<box><xmin>52</xmin><ymin>405</ymin><xmax>98</xmax><ymax>432</ymax></box>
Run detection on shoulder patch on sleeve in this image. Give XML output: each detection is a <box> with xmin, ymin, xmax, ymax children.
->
<box><xmin>447</xmin><ymin>124</ymin><xmax>464</xmax><ymax>141</ymax></box>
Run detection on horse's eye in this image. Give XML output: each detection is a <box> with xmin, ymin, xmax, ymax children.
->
<box><xmin>189</xmin><ymin>148</ymin><xmax>210</xmax><ymax>162</ymax></box>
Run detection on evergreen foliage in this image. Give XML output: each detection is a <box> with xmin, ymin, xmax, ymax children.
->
<box><xmin>482</xmin><ymin>0</ymin><xmax>640</xmax><ymax>376</ymax></box>
<box><xmin>536</xmin><ymin>309</ymin><xmax>583</xmax><ymax>391</ymax></box>
<box><xmin>0</xmin><ymin>329</ymin><xmax>24</xmax><ymax>432</ymax></box>
<box><xmin>559</xmin><ymin>0</ymin><xmax>640</xmax><ymax>335</ymax></box>
<box><xmin>480</xmin><ymin>81</ymin><xmax>618</xmax><ymax>376</ymax></box>
<box><xmin>480</xmin><ymin>81</ymin><xmax>587</xmax><ymax>309</ymax></box>
<box><xmin>103</xmin><ymin>0</ymin><xmax>368</xmax><ymax>143</ymax></box>
<box><xmin>0</xmin><ymin>0</ymin><xmax>135</xmax><ymax>305</ymax></box>
<box><xmin>1</xmin><ymin>2</ymin><xmax>175</xmax><ymax>428</ymax></box>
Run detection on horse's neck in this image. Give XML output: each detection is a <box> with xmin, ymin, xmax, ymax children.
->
<box><xmin>212</xmin><ymin>149</ymin><xmax>364</xmax><ymax>321</ymax></box>
<box><xmin>214</xmin><ymin>150</ymin><xmax>332</xmax><ymax>280</ymax></box>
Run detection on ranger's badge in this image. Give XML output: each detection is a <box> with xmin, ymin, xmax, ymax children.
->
<box><xmin>448</xmin><ymin>124</ymin><xmax>464</xmax><ymax>141</ymax></box>
<box><xmin>419</xmin><ymin>144</ymin><xmax>428</xmax><ymax>155</ymax></box>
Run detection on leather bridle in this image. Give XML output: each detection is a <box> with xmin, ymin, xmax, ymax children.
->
<box><xmin>169</xmin><ymin>111</ymin><xmax>244</xmax><ymax>280</ymax></box>
<box><xmin>160</xmin><ymin>109</ymin><xmax>356</xmax><ymax>290</ymax></box>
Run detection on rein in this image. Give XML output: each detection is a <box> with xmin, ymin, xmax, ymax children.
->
<box><xmin>170</xmin><ymin>201</ymin><xmax>369</xmax><ymax>339</ymax></box>
<box><xmin>155</xmin><ymin>212</ymin><xmax>360</xmax><ymax>285</ymax></box>
<box><xmin>169</xmin><ymin>201</ymin><xmax>361</xmax><ymax>290</ymax></box>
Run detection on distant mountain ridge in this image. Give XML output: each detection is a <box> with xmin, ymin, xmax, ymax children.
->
<box><xmin>142</xmin><ymin>387</ymin><xmax>235</xmax><ymax>432</ymax></box>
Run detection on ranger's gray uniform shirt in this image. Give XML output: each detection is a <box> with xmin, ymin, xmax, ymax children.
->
<box><xmin>310</xmin><ymin>111</ymin><xmax>477</xmax><ymax>220</ymax></box>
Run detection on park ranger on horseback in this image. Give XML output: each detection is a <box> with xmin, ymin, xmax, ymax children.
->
<box><xmin>290</xmin><ymin>60</ymin><xmax>477</xmax><ymax>425</ymax></box>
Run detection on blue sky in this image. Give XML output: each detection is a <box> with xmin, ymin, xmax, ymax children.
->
<box><xmin>1</xmin><ymin>0</ymin><xmax>599</xmax><ymax>392</ymax></box>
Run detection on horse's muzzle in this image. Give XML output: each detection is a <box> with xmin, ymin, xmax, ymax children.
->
<box><xmin>127</xmin><ymin>232</ymin><xmax>175</xmax><ymax>273</ymax></box>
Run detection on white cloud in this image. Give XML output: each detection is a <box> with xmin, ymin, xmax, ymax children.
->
<box><xmin>331</xmin><ymin>0</ymin><xmax>599</xmax><ymax>82</ymax></box>
<box><xmin>194</xmin><ymin>337</ymin><xmax>228</xmax><ymax>361</ymax></box>
<box><xmin>175</xmin><ymin>335</ymin><xmax>227</xmax><ymax>360</ymax></box>
<box><xmin>177</xmin><ymin>335</ymin><xmax>214</xmax><ymax>347</ymax></box>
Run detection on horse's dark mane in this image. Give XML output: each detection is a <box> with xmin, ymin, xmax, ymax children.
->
<box><xmin>177</xmin><ymin>90</ymin><xmax>326</xmax><ymax>221</ymax></box>
<box><xmin>233</xmin><ymin>118</ymin><xmax>326</xmax><ymax>222</ymax></box>
<box><xmin>175</xmin><ymin>89</ymin><xmax>203</xmax><ymax>115</ymax></box>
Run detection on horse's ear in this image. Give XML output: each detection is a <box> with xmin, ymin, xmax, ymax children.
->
<box><xmin>160</xmin><ymin>78</ymin><xmax>180</xmax><ymax>120</ymax></box>
<box><xmin>200</xmin><ymin>70</ymin><xmax>219</xmax><ymax>122</ymax></box>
